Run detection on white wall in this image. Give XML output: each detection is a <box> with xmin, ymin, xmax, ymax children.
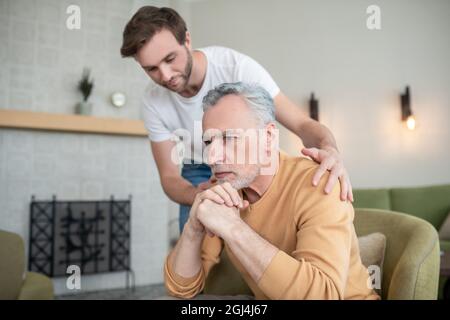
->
<box><xmin>189</xmin><ymin>0</ymin><xmax>450</xmax><ymax>188</ymax></box>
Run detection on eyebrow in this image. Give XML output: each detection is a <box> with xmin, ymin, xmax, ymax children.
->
<box><xmin>203</xmin><ymin>130</ymin><xmax>241</xmax><ymax>141</ymax></box>
<box><xmin>142</xmin><ymin>51</ymin><xmax>176</xmax><ymax>70</ymax></box>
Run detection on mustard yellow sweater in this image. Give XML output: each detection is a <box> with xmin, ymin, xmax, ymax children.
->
<box><xmin>164</xmin><ymin>152</ymin><xmax>380</xmax><ymax>300</ymax></box>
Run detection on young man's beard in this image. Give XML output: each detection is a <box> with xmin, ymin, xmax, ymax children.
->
<box><xmin>166</xmin><ymin>46</ymin><xmax>193</xmax><ymax>93</ymax></box>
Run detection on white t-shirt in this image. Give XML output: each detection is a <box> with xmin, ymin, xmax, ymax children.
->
<box><xmin>142</xmin><ymin>46</ymin><xmax>280</xmax><ymax>163</ymax></box>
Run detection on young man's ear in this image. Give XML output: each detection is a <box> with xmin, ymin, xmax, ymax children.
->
<box><xmin>184</xmin><ymin>31</ymin><xmax>192</xmax><ymax>50</ymax></box>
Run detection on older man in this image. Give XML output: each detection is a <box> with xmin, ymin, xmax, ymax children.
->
<box><xmin>164</xmin><ymin>83</ymin><xmax>379</xmax><ymax>300</ymax></box>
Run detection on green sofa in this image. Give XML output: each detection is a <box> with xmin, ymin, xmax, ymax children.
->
<box><xmin>204</xmin><ymin>208</ymin><xmax>440</xmax><ymax>299</ymax></box>
<box><xmin>353</xmin><ymin>183</ymin><xmax>450</xmax><ymax>299</ymax></box>
<box><xmin>352</xmin><ymin>184</ymin><xmax>450</xmax><ymax>251</ymax></box>
<box><xmin>0</xmin><ymin>230</ymin><xmax>54</xmax><ymax>300</ymax></box>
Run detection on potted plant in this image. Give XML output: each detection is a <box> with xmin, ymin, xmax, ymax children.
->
<box><xmin>75</xmin><ymin>68</ymin><xmax>94</xmax><ymax>115</ymax></box>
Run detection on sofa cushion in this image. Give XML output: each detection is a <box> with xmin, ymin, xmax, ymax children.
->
<box><xmin>390</xmin><ymin>184</ymin><xmax>450</xmax><ymax>229</ymax></box>
<box><xmin>358</xmin><ymin>232</ymin><xmax>386</xmax><ymax>295</ymax></box>
<box><xmin>352</xmin><ymin>189</ymin><xmax>391</xmax><ymax>210</ymax></box>
<box><xmin>358</xmin><ymin>232</ymin><xmax>386</xmax><ymax>269</ymax></box>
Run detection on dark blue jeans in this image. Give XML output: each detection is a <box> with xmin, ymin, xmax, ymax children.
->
<box><xmin>179</xmin><ymin>163</ymin><xmax>212</xmax><ymax>233</ymax></box>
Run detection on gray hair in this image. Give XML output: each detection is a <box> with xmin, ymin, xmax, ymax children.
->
<box><xmin>202</xmin><ymin>82</ymin><xmax>275</xmax><ymax>125</ymax></box>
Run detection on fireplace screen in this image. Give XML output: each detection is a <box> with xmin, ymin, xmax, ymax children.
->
<box><xmin>29</xmin><ymin>196</ymin><xmax>133</xmax><ymax>285</ymax></box>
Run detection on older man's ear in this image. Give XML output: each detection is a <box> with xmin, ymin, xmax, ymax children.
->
<box><xmin>265</xmin><ymin>123</ymin><xmax>278</xmax><ymax>156</ymax></box>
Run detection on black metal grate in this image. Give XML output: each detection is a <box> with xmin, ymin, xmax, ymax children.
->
<box><xmin>29</xmin><ymin>195</ymin><xmax>134</xmax><ymax>288</ymax></box>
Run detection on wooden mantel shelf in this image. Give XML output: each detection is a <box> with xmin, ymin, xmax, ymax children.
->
<box><xmin>0</xmin><ymin>109</ymin><xmax>148</xmax><ymax>137</ymax></box>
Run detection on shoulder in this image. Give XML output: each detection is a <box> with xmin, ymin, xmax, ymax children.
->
<box><xmin>200</xmin><ymin>46</ymin><xmax>249</xmax><ymax>66</ymax></box>
<box><xmin>279</xmin><ymin>153</ymin><xmax>353</xmax><ymax>220</ymax></box>
<box><xmin>279</xmin><ymin>153</ymin><xmax>319</xmax><ymax>187</ymax></box>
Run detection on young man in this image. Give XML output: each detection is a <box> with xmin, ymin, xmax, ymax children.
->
<box><xmin>121</xmin><ymin>6</ymin><xmax>354</xmax><ymax>232</ymax></box>
<box><xmin>164</xmin><ymin>82</ymin><xmax>379</xmax><ymax>299</ymax></box>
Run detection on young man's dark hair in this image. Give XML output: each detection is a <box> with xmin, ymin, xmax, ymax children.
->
<box><xmin>120</xmin><ymin>6</ymin><xmax>187</xmax><ymax>57</ymax></box>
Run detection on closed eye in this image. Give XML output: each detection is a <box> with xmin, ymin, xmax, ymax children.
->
<box><xmin>166</xmin><ymin>54</ymin><xmax>176</xmax><ymax>63</ymax></box>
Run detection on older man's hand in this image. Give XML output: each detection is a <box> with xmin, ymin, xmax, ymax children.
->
<box><xmin>196</xmin><ymin>199</ymin><xmax>242</xmax><ymax>239</ymax></box>
<box><xmin>198</xmin><ymin>182</ymin><xmax>249</xmax><ymax>208</ymax></box>
<box><xmin>189</xmin><ymin>183</ymin><xmax>249</xmax><ymax>238</ymax></box>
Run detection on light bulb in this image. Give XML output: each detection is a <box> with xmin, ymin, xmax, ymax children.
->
<box><xmin>406</xmin><ymin>115</ymin><xmax>416</xmax><ymax>130</ymax></box>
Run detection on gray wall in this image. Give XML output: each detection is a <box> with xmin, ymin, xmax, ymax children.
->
<box><xmin>189</xmin><ymin>0</ymin><xmax>450</xmax><ymax>188</ymax></box>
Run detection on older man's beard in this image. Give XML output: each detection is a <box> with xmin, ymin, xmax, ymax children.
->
<box><xmin>214</xmin><ymin>165</ymin><xmax>261</xmax><ymax>190</ymax></box>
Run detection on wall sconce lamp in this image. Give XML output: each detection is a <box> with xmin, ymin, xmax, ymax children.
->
<box><xmin>400</xmin><ymin>86</ymin><xmax>416</xmax><ymax>130</ymax></box>
<box><xmin>309</xmin><ymin>92</ymin><xmax>319</xmax><ymax>121</ymax></box>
